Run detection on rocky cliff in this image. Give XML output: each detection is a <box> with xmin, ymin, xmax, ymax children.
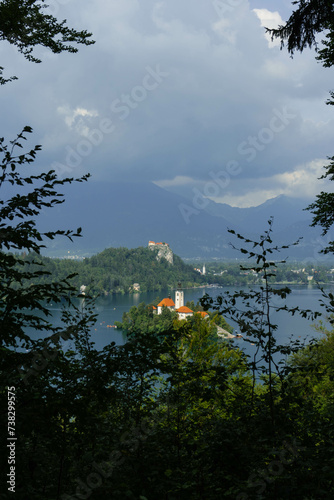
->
<box><xmin>149</xmin><ymin>244</ymin><xmax>174</xmax><ymax>264</ymax></box>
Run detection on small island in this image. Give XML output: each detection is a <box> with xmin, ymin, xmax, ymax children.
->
<box><xmin>116</xmin><ymin>283</ymin><xmax>233</xmax><ymax>338</ymax></box>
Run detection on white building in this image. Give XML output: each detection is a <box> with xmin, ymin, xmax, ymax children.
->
<box><xmin>155</xmin><ymin>284</ymin><xmax>210</xmax><ymax>321</ymax></box>
<box><xmin>175</xmin><ymin>282</ymin><xmax>184</xmax><ymax>309</ymax></box>
<box><xmin>157</xmin><ymin>296</ymin><xmax>175</xmax><ymax>315</ymax></box>
<box><xmin>177</xmin><ymin>306</ymin><xmax>193</xmax><ymax>320</ymax></box>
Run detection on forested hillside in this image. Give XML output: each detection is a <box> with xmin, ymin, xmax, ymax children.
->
<box><xmin>18</xmin><ymin>246</ymin><xmax>206</xmax><ymax>295</ymax></box>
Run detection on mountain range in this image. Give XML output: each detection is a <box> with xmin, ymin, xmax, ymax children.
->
<box><xmin>36</xmin><ymin>180</ymin><xmax>332</xmax><ymax>261</ymax></box>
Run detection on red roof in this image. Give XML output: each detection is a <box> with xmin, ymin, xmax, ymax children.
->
<box><xmin>177</xmin><ymin>306</ymin><xmax>193</xmax><ymax>314</ymax></box>
<box><xmin>196</xmin><ymin>311</ymin><xmax>209</xmax><ymax>318</ymax></box>
<box><xmin>158</xmin><ymin>298</ymin><xmax>175</xmax><ymax>307</ymax></box>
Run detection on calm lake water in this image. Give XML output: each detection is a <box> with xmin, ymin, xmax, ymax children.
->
<box><xmin>28</xmin><ymin>285</ymin><xmax>334</xmax><ymax>356</ymax></box>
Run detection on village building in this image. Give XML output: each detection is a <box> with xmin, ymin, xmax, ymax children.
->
<box><xmin>156</xmin><ymin>283</ymin><xmax>209</xmax><ymax>321</ymax></box>
<box><xmin>157</xmin><ymin>296</ymin><xmax>175</xmax><ymax>315</ymax></box>
<box><xmin>194</xmin><ymin>264</ymin><xmax>206</xmax><ymax>275</ymax></box>
<box><xmin>196</xmin><ymin>311</ymin><xmax>209</xmax><ymax>319</ymax></box>
<box><xmin>177</xmin><ymin>306</ymin><xmax>194</xmax><ymax>320</ymax></box>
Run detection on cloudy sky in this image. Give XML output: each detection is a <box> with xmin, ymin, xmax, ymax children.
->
<box><xmin>1</xmin><ymin>0</ymin><xmax>334</xmax><ymax>207</ymax></box>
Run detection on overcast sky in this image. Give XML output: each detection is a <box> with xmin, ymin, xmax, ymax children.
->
<box><xmin>1</xmin><ymin>0</ymin><xmax>334</xmax><ymax>207</ymax></box>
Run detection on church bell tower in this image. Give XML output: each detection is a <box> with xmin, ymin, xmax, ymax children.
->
<box><xmin>175</xmin><ymin>282</ymin><xmax>184</xmax><ymax>309</ymax></box>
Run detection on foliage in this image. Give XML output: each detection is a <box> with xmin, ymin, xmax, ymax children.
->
<box><xmin>16</xmin><ymin>246</ymin><xmax>207</xmax><ymax>295</ymax></box>
<box><xmin>306</xmin><ymin>155</ymin><xmax>334</xmax><ymax>253</ymax></box>
<box><xmin>267</xmin><ymin>0</ymin><xmax>334</xmax><ymax>67</ymax></box>
<box><xmin>2</xmin><ymin>216</ymin><xmax>334</xmax><ymax>498</ymax></box>
<box><xmin>117</xmin><ymin>299</ymin><xmax>234</xmax><ymax>338</ymax></box>
<box><xmin>0</xmin><ymin>128</ymin><xmax>95</xmax><ymax>349</ymax></box>
<box><xmin>0</xmin><ymin>129</ymin><xmax>98</xmax><ymax>497</ymax></box>
<box><xmin>16</xmin><ymin>251</ymin><xmax>334</xmax><ymax>301</ymax></box>
<box><xmin>116</xmin><ymin>301</ymin><xmax>177</xmax><ymax>335</ymax></box>
<box><xmin>200</xmin><ymin>219</ymin><xmax>321</xmax><ymax>430</ymax></box>
<box><xmin>268</xmin><ymin>1</ymin><xmax>334</xmax><ymax>257</ymax></box>
<box><xmin>0</xmin><ymin>0</ymin><xmax>94</xmax><ymax>84</ymax></box>
<box><xmin>185</xmin><ymin>300</ymin><xmax>233</xmax><ymax>332</ymax></box>
<box><xmin>2</xmin><ymin>2</ymin><xmax>334</xmax><ymax>498</ymax></box>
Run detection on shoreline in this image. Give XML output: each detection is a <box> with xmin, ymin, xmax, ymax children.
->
<box><xmin>98</xmin><ymin>281</ymin><xmax>334</xmax><ymax>297</ymax></box>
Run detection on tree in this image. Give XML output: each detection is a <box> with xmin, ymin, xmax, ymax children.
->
<box><xmin>0</xmin><ymin>0</ymin><xmax>94</xmax><ymax>84</ymax></box>
<box><xmin>0</xmin><ymin>5</ymin><xmax>99</xmax><ymax>497</ymax></box>
<box><xmin>200</xmin><ymin>219</ymin><xmax>320</xmax><ymax>432</ymax></box>
<box><xmin>0</xmin><ymin>126</ymin><xmax>100</xmax><ymax>402</ymax></box>
<box><xmin>0</xmin><ymin>0</ymin><xmax>96</xmax><ymax>357</ymax></box>
<box><xmin>267</xmin><ymin>0</ymin><xmax>334</xmax><ymax>67</ymax></box>
<box><xmin>306</xmin><ymin>158</ymin><xmax>334</xmax><ymax>254</ymax></box>
<box><xmin>267</xmin><ymin>1</ymin><xmax>334</xmax><ymax>254</ymax></box>
<box><xmin>0</xmin><ymin>0</ymin><xmax>97</xmax><ymax>450</ymax></box>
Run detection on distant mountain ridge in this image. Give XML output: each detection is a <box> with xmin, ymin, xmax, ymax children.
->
<box><xmin>37</xmin><ymin>181</ymin><xmax>331</xmax><ymax>260</ymax></box>
<box><xmin>203</xmin><ymin>194</ymin><xmax>311</xmax><ymax>233</ymax></box>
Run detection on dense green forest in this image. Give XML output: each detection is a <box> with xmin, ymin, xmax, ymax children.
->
<box><xmin>2</xmin><ymin>286</ymin><xmax>334</xmax><ymax>499</ymax></box>
<box><xmin>13</xmin><ymin>250</ymin><xmax>334</xmax><ymax>298</ymax></box>
<box><xmin>15</xmin><ymin>247</ymin><xmax>206</xmax><ymax>295</ymax></box>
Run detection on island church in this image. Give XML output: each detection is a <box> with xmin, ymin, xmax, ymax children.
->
<box><xmin>154</xmin><ymin>283</ymin><xmax>208</xmax><ymax>321</ymax></box>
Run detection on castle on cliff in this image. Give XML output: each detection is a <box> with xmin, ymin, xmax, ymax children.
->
<box><xmin>148</xmin><ymin>241</ymin><xmax>173</xmax><ymax>264</ymax></box>
<box><xmin>148</xmin><ymin>241</ymin><xmax>169</xmax><ymax>249</ymax></box>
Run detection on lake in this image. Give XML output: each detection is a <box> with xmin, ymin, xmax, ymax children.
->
<box><xmin>29</xmin><ymin>284</ymin><xmax>334</xmax><ymax>356</ymax></box>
